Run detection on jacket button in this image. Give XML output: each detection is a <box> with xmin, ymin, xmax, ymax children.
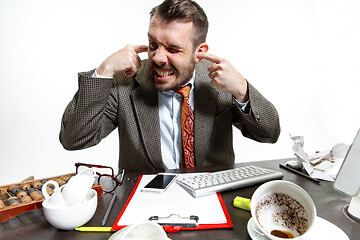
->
<box><xmin>256</xmin><ymin>113</ymin><xmax>261</xmax><ymax>122</ymax></box>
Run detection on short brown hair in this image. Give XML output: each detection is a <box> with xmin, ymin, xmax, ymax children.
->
<box><xmin>150</xmin><ymin>0</ymin><xmax>209</xmax><ymax>49</ymax></box>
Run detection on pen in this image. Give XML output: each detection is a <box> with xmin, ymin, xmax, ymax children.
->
<box><xmin>279</xmin><ymin>164</ymin><xmax>321</xmax><ymax>184</ymax></box>
<box><xmin>75</xmin><ymin>227</ymin><xmax>114</xmax><ymax>232</ymax></box>
<box><xmin>101</xmin><ymin>193</ymin><xmax>117</xmax><ymax>227</ymax></box>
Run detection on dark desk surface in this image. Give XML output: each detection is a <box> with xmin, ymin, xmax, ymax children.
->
<box><xmin>1</xmin><ymin>158</ymin><xmax>359</xmax><ymax>240</ymax></box>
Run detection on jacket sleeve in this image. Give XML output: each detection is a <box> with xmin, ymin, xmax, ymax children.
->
<box><xmin>59</xmin><ymin>70</ymin><xmax>118</xmax><ymax>150</ymax></box>
<box><xmin>233</xmin><ymin>82</ymin><xmax>280</xmax><ymax>143</ymax></box>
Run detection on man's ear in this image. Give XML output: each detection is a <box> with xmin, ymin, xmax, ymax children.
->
<box><xmin>194</xmin><ymin>43</ymin><xmax>209</xmax><ymax>63</ymax></box>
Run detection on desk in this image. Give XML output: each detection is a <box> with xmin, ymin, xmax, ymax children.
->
<box><xmin>0</xmin><ymin>158</ymin><xmax>359</xmax><ymax>240</ymax></box>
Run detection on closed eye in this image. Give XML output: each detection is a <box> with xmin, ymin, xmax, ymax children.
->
<box><xmin>167</xmin><ymin>47</ymin><xmax>181</xmax><ymax>54</ymax></box>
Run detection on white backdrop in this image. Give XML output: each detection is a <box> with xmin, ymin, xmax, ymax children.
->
<box><xmin>1</xmin><ymin>0</ymin><xmax>359</xmax><ymax>185</ymax></box>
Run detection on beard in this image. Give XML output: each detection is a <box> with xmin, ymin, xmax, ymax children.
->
<box><xmin>149</xmin><ymin>60</ymin><xmax>196</xmax><ymax>92</ymax></box>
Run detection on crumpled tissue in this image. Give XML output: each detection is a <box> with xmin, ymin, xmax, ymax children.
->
<box><xmin>290</xmin><ymin>135</ymin><xmax>349</xmax><ymax>181</ymax></box>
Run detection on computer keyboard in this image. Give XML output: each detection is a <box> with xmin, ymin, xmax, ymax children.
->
<box><xmin>176</xmin><ymin>165</ymin><xmax>283</xmax><ymax>198</ymax></box>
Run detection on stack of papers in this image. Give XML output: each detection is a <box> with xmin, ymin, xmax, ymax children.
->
<box><xmin>290</xmin><ymin>135</ymin><xmax>349</xmax><ymax>181</ymax></box>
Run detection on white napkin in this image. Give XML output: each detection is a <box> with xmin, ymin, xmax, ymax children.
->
<box><xmin>290</xmin><ymin>135</ymin><xmax>349</xmax><ymax>181</ymax></box>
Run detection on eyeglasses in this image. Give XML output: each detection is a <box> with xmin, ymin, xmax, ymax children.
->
<box><xmin>75</xmin><ymin>162</ymin><xmax>125</xmax><ymax>193</ymax></box>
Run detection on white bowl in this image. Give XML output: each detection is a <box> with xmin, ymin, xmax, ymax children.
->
<box><xmin>42</xmin><ymin>189</ymin><xmax>97</xmax><ymax>230</ymax></box>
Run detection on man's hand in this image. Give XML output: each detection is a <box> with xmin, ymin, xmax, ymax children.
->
<box><xmin>198</xmin><ymin>52</ymin><xmax>249</xmax><ymax>103</ymax></box>
<box><xmin>97</xmin><ymin>45</ymin><xmax>148</xmax><ymax>78</ymax></box>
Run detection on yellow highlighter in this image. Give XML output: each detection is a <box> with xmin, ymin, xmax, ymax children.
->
<box><xmin>75</xmin><ymin>227</ymin><xmax>114</xmax><ymax>232</ymax></box>
<box><xmin>233</xmin><ymin>196</ymin><xmax>251</xmax><ymax>211</ymax></box>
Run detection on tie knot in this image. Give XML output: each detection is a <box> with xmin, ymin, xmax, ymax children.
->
<box><xmin>174</xmin><ymin>84</ymin><xmax>191</xmax><ymax>98</ymax></box>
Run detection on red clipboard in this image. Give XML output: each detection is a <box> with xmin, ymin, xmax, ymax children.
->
<box><xmin>112</xmin><ymin>175</ymin><xmax>233</xmax><ymax>232</ymax></box>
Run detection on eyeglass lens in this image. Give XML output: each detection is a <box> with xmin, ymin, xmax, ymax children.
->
<box><xmin>99</xmin><ymin>175</ymin><xmax>117</xmax><ymax>193</ymax></box>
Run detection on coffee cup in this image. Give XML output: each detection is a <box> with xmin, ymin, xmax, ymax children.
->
<box><xmin>62</xmin><ymin>168</ymin><xmax>96</xmax><ymax>206</ymax></box>
<box><xmin>250</xmin><ymin>180</ymin><xmax>316</xmax><ymax>240</ymax></box>
<box><xmin>42</xmin><ymin>180</ymin><xmax>68</xmax><ymax>208</ymax></box>
<box><xmin>109</xmin><ymin>221</ymin><xmax>171</xmax><ymax>240</ymax></box>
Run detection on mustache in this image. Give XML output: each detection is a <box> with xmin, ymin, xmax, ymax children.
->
<box><xmin>152</xmin><ymin>62</ymin><xmax>176</xmax><ymax>72</ymax></box>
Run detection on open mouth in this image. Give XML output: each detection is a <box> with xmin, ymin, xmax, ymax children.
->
<box><xmin>155</xmin><ymin>69</ymin><xmax>175</xmax><ymax>78</ymax></box>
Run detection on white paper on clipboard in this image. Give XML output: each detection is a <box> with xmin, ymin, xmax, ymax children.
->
<box><xmin>116</xmin><ymin>173</ymin><xmax>228</xmax><ymax>226</ymax></box>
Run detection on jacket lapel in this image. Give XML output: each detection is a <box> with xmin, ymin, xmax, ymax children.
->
<box><xmin>130</xmin><ymin>64</ymin><xmax>164</xmax><ymax>170</ymax></box>
<box><xmin>194</xmin><ymin>61</ymin><xmax>218</xmax><ymax>167</ymax></box>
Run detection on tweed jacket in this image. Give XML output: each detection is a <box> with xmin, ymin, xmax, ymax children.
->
<box><xmin>60</xmin><ymin>59</ymin><xmax>280</xmax><ymax>172</ymax></box>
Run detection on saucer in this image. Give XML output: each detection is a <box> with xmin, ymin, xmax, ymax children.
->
<box><xmin>247</xmin><ymin>217</ymin><xmax>349</xmax><ymax>240</ymax></box>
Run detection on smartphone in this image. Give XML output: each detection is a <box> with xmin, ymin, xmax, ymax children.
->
<box><xmin>141</xmin><ymin>174</ymin><xmax>178</xmax><ymax>193</ymax></box>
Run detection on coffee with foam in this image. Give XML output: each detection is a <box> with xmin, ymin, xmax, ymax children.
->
<box><xmin>255</xmin><ymin>192</ymin><xmax>309</xmax><ymax>238</ymax></box>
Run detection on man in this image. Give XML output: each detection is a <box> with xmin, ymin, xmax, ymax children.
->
<box><xmin>60</xmin><ymin>0</ymin><xmax>280</xmax><ymax>172</ymax></box>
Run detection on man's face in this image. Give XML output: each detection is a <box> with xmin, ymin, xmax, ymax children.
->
<box><xmin>148</xmin><ymin>16</ymin><xmax>197</xmax><ymax>91</ymax></box>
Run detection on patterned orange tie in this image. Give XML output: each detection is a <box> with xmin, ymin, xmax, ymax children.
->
<box><xmin>175</xmin><ymin>85</ymin><xmax>195</xmax><ymax>168</ymax></box>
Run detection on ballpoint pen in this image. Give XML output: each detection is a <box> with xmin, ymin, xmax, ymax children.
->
<box><xmin>101</xmin><ymin>193</ymin><xmax>117</xmax><ymax>227</ymax></box>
